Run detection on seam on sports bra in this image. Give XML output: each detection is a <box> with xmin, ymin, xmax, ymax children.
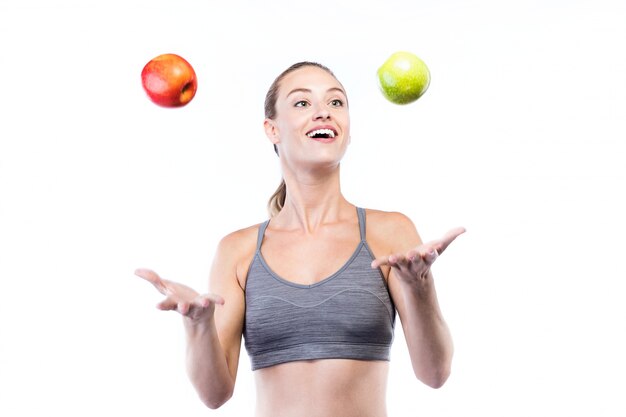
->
<box><xmin>251</xmin><ymin>287</ymin><xmax>393</xmax><ymax>310</ymax></box>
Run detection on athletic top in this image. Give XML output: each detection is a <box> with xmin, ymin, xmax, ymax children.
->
<box><xmin>243</xmin><ymin>207</ymin><xmax>396</xmax><ymax>371</ymax></box>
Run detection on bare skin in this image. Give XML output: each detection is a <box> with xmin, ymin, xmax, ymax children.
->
<box><xmin>136</xmin><ymin>65</ymin><xmax>465</xmax><ymax>416</ymax></box>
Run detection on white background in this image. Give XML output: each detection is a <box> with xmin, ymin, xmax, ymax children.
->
<box><xmin>1</xmin><ymin>0</ymin><xmax>625</xmax><ymax>416</ymax></box>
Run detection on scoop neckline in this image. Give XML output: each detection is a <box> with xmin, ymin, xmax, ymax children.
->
<box><xmin>257</xmin><ymin>241</ymin><xmax>365</xmax><ymax>289</ymax></box>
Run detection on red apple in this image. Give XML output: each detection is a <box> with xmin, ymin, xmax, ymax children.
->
<box><xmin>141</xmin><ymin>53</ymin><xmax>197</xmax><ymax>107</ymax></box>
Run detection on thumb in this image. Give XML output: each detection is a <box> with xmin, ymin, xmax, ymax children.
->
<box><xmin>156</xmin><ymin>297</ymin><xmax>177</xmax><ymax>311</ymax></box>
<box><xmin>205</xmin><ymin>293</ymin><xmax>225</xmax><ymax>306</ymax></box>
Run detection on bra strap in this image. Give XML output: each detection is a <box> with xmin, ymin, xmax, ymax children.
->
<box><xmin>357</xmin><ymin>207</ymin><xmax>366</xmax><ymax>242</ymax></box>
<box><xmin>256</xmin><ymin>220</ymin><xmax>270</xmax><ymax>251</ymax></box>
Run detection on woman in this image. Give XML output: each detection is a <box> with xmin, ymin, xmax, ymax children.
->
<box><xmin>136</xmin><ymin>61</ymin><xmax>465</xmax><ymax>417</ymax></box>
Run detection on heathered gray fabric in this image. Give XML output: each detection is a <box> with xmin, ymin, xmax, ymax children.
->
<box><xmin>243</xmin><ymin>207</ymin><xmax>396</xmax><ymax>371</ymax></box>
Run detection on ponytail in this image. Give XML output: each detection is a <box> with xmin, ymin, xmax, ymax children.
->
<box><xmin>267</xmin><ymin>179</ymin><xmax>286</xmax><ymax>217</ymax></box>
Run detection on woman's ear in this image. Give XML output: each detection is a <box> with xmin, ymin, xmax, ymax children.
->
<box><xmin>264</xmin><ymin>119</ymin><xmax>280</xmax><ymax>145</ymax></box>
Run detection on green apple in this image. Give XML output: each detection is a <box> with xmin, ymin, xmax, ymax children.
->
<box><xmin>377</xmin><ymin>51</ymin><xmax>430</xmax><ymax>104</ymax></box>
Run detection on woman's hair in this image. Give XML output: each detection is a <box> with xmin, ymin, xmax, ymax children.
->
<box><xmin>265</xmin><ymin>61</ymin><xmax>338</xmax><ymax>217</ymax></box>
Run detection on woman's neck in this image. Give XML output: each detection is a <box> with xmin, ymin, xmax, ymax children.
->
<box><xmin>276</xmin><ymin>166</ymin><xmax>352</xmax><ymax>233</ymax></box>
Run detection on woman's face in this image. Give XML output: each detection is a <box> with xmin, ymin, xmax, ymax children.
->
<box><xmin>265</xmin><ymin>66</ymin><xmax>350</xmax><ymax>170</ymax></box>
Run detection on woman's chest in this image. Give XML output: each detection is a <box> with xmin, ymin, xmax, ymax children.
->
<box><xmin>260</xmin><ymin>231</ymin><xmax>362</xmax><ymax>286</ymax></box>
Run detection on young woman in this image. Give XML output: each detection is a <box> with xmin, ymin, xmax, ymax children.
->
<box><xmin>136</xmin><ymin>61</ymin><xmax>465</xmax><ymax>417</ymax></box>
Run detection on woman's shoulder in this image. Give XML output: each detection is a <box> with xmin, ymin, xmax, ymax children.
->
<box><xmin>217</xmin><ymin>221</ymin><xmax>264</xmax><ymax>256</ymax></box>
<box><xmin>214</xmin><ymin>221</ymin><xmax>266</xmax><ymax>287</ymax></box>
<box><xmin>362</xmin><ymin>207</ymin><xmax>421</xmax><ymax>248</ymax></box>
<box><xmin>363</xmin><ymin>207</ymin><xmax>417</xmax><ymax>231</ymax></box>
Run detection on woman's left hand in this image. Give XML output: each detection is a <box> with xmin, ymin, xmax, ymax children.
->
<box><xmin>371</xmin><ymin>227</ymin><xmax>466</xmax><ymax>282</ymax></box>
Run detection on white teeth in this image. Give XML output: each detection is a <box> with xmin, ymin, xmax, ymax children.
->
<box><xmin>307</xmin><ymin>128</ymin><xmax>336</xmax><ymax>138</ymax></box>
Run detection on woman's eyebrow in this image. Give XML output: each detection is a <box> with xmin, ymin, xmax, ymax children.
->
<box><xmin>327</xmin><ymin>87</ymin><xmax>347</xmax><ymax>96</ymax></box>
<box><xmin>287</xmin><ymin>88</ymin><xmax>311</xmax><ymax>97</ymax></box>
<box><xmin>286</xmin><ymin>87</ymin><xmax>346</xmax><ymax>97</ymax></box>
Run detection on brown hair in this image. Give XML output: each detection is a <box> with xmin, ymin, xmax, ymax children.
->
<box><xmin>265</xmin><ymin>62</ymin><xmax>338</xmax><ymax>217</ymax></box>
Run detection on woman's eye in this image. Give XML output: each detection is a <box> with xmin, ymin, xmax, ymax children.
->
<box><xmin>295</xmin><ymin>100</ymin><xmax>309</xmax><ymax>107</ymax></box>
<box><xmin>330</xmin><ymin>99</ymin><xmax>344</xmax><ymax>107</ymax></box>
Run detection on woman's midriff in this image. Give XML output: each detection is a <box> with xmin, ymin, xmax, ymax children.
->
<box><xmin>253</xmin><ymin>359</ymin><xmax>389</xmax><ymax>417</ymax></box>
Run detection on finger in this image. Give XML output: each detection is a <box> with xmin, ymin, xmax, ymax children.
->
<box><xmin>443</xmin><ymin>227</ymin><xmax>466</xmax><ymax>243</ymax></box>
<box><xmin>408</xmin><ymin>246</ymin><xmax>438</xmax><ymax>266</ymax></box>
<box><xmin>424</xmin><ymin>247</ymin><xmax>439</xmax><ymax>264</ymax></box>
<box><xmin>177</xmin><ymin>301</ymin><xmax>190</xmax><ymax>316</ymax></box>
<box><xmin>433</xmin><ymin>227</ymin><xmax>466</xmax><ymax>254</ymax></box>
<box><xmin>371</xmin><ymin>254</ymin><xmax>409</xmax><ymax>270</ymax></box>
<box><xmin>407</xmin><ymin>248</ymin><xmax>420</xmax><ymax>261</ymax></box>
<box><xmin>371</xmin><ymin>256</ymin><xmax>390</xmax><ymax>269</ymax></box>
<box><xmin>193</xmin><ymin>293</ymin><xmax>225</xmax><ymax>308</ymax></box>
<box><xmin>390</xmin><ymin>254</ymin><xmax>410</xmax><ymax>269</ymax></box>
<box><xmin>135</xmin><ymin>268</ymin><xmax>168</xmax><ymax>294</ymax></box>
<box><xmin>371</xmin><ymin>255</ymin><xmax>399</xmax><ymax>269</ymax></box>
<box><xmin>193</xmin><ymin>295</ymin><xmax>211</xmax><ymax>308</ymax></box>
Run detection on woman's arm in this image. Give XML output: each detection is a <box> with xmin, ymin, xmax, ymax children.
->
<box><xmin>136</xmin><ymin>231</ymin><xmax>247</xmax><ymax>409</ymax></box>
<box><xmin>370</xmin><ymin>211</ymin><xmax>464</xmax><ymax>388</ymax></box>
<box><xmin>186</xmin><ymin>232</ymin><xmax>246</xmax><ymax>408</ymax></box>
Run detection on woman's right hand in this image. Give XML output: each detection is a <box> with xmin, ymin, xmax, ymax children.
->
<box><xmin>135</xmin><ymin>268</ymin><xmax>224</xmax><ymax>322</ymax></box>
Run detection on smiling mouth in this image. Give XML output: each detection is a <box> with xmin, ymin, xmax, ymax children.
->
<box><xmin>306</xmin><ymin>128</ymin><xmax>337</xmax><ymax>139</ymax></box>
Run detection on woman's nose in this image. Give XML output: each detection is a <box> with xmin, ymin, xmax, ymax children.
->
<box><xmin>313</xmin><ymin>104</ymin><xmax>331</xmax><ymax>120</ymax></box>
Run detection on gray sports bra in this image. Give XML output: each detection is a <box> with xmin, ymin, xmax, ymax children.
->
<box><xmin>243</xmin><ymin>207</ymin><xmax>396</xmax><ymax>370</ymax></box>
